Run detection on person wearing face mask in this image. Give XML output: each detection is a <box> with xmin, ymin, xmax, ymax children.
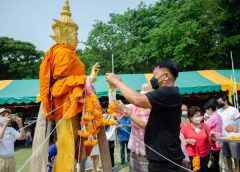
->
<box><xmin>181</xmin><ymin>106</ymin><xmax>216</xmax><ymax>172</ymax></box>
<box><xmin>106</xmin><ymin>60</ymin><xmax>184</xmax><ymax>172</ymax></box>
<box><xmin>181</xmin><ymin>104</ymin><xmax>189</xmax><ymax>127</ymax></box>
<box><xmin>0</xmin><ymin>108</ymin><xmax>26</xmax><ymax>172</ymax></box>
<box><xmin>216</xmin><ymin>95</ymin><xmax>240</xmax><ymax>172</ymax></box>
<box><xmin>203</xmin><ymin>100</ymin><xmax>223</xmax><ymax>172</ymax></box>
<box><xmin>179</xmin><ymin>104</ymin><xmax>191</xmax><ymax>171</ymax></box>
<box><xmin>116</xmin><ymin>83</ymin><xmax>152</xmax><ymax>172</ymax></box>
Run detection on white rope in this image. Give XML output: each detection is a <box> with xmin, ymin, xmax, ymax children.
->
<box><xmin>76</xmin><ymin>92</ymin><xmax>87</xmax><ymax>172</ymax></box>
<box><xmin>100</xmin><ymin>106</ymin><xmax>193</xmax><ymax>172</ymax></box>
<box><xmin>17</xmin><ymin>94</ymin><xmax>81</xmax><ymax>132</ymax></box>
<box><xmin>17</xmin><ymin>96</ymin><xmax>79</xmax><ymax>172</ymax></box>
<box><xmin>16</xmin><ymin>91</ymin><xmax>192</xmax><ymax>171</ymax></box>
<box><xmin>121</xmin><ymin>127</ymin><xmax>193</xmax><ymax>172</ymax></box>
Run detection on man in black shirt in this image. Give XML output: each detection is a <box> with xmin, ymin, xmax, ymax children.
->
<box><xmin>106</xmin><ymin>60</ymin><xmax>184</xmax><ymax>172</ymax></box>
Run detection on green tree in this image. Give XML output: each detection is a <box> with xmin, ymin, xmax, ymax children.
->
<box><xmin>0</xmin><ymin>37</ymin><xmax>44</xmax><ymax>79</ymax></box>
<box><xmin>83</xmin><ymin>3</ymin><xmax>158</xmax><ymax>74</ymax></box>
<box><xmin>83</xmin><ymin>0</ymin><xmax>240</xmax><ymax>73</ymax></box>
<box><xmin>215</xmin><ymin>0</ymin><xmax>240</xmax><ymax>67</ymax></box>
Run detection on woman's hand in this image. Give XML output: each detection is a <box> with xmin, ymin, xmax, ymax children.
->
<box><xmin>186</xmin><ymin>139</ymin><xmax>196</xmax><ymax>145</ymax></box>
<box><xmin>13</xmin><ymin>116</ymin><xmax>23</xmax><ymax>128</ymax></box>
<box><xmin>210</xmin><ymin>131</ymin><xmax>217</xmax><ymax>139</ymax></box>
<box><xmin>115</xmin><ymin>100</ymin><xmax>131</xmax><ymax>117</ymax></box>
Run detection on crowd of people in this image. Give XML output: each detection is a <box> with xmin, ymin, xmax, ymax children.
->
<box><xmin>106</xmin><ymin>60</ymin><xmax>240</xmax><ymax>172</ymax></box>
<box><xmin>1</xmin><ymin>59</ymin><xmax>240</xmax><ymax>172</ymax></box>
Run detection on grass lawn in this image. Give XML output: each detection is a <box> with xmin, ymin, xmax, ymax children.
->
<box><xmin>15</xmin><ymin>143</ymin><xmax>129</xmax><ymax>172</ymax></box>
<box><xmin>15</xmin><ymin>145</ymin><xmax>32</xmax><ymax>172</ymax></box>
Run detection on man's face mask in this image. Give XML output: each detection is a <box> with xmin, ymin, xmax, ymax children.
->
<box><xmin>150</xmin><ymin>77</ymin><xmax>159</xmax><ymax>89</ymax></box>
<box><xmin>150</xmin><ymin>73</ymin><xmax>167</xmax><ymax>90</ymax></box>
<box><xmin>217</xmin><ymin>103</ymin><xmax>224</xmax><ymax>108</ymax></box>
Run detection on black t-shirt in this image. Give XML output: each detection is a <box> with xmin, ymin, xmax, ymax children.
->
<box><xmin>145</xmin><ymin>86</ymin><xmax>184</xmax><ymax>162</ymax></box>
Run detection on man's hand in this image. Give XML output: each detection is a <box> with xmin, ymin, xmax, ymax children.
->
<box><xmin>186</xmin><ymin>139</ymin><xmax>196</xmax><ymax>145</ymax></box>
<box><xmin>225</xmin><ymin>125</ymin><xmax>238</xmax><ymax>133</ymax></box>
<box><xmin>106</xmin><ymin>73</ymin><xmax>121</xmax><ymax>87</ymax></box>
<box><xmin>90</xmin><ymin>63</ymin><xmax>100</xmax><ymax>83</ymax></box>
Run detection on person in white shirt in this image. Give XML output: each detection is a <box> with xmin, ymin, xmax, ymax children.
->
<box><xmin>217</xmin><ymin>96</ymin><xmax>240</xmax><ymax>172</ymax></box>
<box><xmin>0</xmin><ymin>108</ymin><xmax>26</xmax><ymax>172</ymax></box>
<box><xmin>106</xmin><ymin>124</ymin><xmax>117</xmax><ymax>172</ymax></box>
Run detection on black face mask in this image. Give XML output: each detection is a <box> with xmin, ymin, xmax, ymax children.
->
<box><xmin>150</xmin><ymin>77</ymin><xmax>159</xmax><ymax>89</ymax></box>
<box><xmin>218</xmin><ymin>103</ymin><xmax>224</xmax><ymax>108</ymax></box>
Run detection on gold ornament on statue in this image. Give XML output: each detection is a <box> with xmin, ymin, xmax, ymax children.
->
<box><xmin>51</xmin><ymin>0</ymin><xmax>79</xmax><ymax>50</ymax></box>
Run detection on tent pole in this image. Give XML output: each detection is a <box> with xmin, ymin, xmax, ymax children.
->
<box><xmin>230</xmin><ymin>51</ymin><xmax>239</xmax><ymax>109</ymax></box>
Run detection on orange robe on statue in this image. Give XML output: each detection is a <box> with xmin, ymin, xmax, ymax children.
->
<box><xmin>39</xmin><ymin>43</ymin><xmax>86</xmax><ymax>172</ymax></box>
<box><xmin>40</xmin><ymin>43</ymin><xmax>86</xmax><ymax>121</ymax></box>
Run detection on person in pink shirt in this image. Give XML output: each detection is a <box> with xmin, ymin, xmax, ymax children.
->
<box><xmin>204</xmin><ymin>100</ymin><xmax>223</xmax><ymax>172</ymax></box>
<box><xmin>116</xmin><ymin>83</ymin><xmax>151</xmax><ymax>172</ymax></box>
<box><xmin>181</xmin><ymin>106</ymin><xmax>216</xmax><ymax>172</ymax></box>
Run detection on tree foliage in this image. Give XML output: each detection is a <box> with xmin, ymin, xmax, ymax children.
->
<box><xmin>1</xmin><ymin>0</ymin><xmax>240</xmax><ymax>79</ymax></box>
<box><xmin>0</xmin><ymin>37</ymin><xmax>44</xmax><ymax>79</ymax></box>
<box><xmin>82</xmin><ymin>0</ymin><xmax>240</xmax><ymax>74</ymax></box>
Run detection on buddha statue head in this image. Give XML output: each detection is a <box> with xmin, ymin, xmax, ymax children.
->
<box><xmin>51</xmin><ymin>0</ymin><xmax>79</xmax><ymax>50</ymax></box>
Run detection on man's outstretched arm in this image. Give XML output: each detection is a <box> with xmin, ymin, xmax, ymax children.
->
<box><xmin>106</xmin><ymin>73</ymin><xmax>152</xmax><ymax>109</ymax></box>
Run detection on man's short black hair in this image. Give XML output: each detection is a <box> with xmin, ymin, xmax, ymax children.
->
<box><xmin>203</xmin><ymin>100</ymin><xmax>217</xmax><ymax>111</ymax></box>
<box><xmin>216</xmin><ymin>95</ymin><xmax>228</xmax><ymax>102</ymax></box>
<box><xmin>154</xmin><ymin>59</ymin><xmax>179</xmax><ymax>78</ymax></box>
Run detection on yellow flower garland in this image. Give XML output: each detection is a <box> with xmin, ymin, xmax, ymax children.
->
<box><xmin>78</xmin><ymin>94</ymin><xmax>119</xmax><ymax>147</ymax></box>
<box><xmin>192</xmin><ymin>156</ymin><xmax>200</xmax><ymax>171</ymax></box>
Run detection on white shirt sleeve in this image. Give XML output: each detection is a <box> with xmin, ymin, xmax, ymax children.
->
<box><xmin>106</xmin><ymin>125</ymin><xmax>116</xmax><ymax>141</ymax></box>
<box><xmin>233</xmin><ymin>107</ymin><xmax>240</xmax><ymax>120</ymax></box>
<box><xmin>10</xmin><ymin>127</ymin><xmax>20</xmax><ymax>141</ymax></box>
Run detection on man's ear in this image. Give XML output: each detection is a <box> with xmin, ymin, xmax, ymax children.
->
<box><xmin>165</xmin><ymin>73</ymin><xmax>168</xmax><ymax>81</ymax></box>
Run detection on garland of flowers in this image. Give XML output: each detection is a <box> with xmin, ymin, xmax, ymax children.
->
<box><xmin>103</xmin><ymin>103</ymin><xmax>117</xmax><ymax>125</ymax></box>
<box><xmin>77</xmin><ymin>94</ymin><xmax>118</xmax><ymax>147</ymax></box>
<box><xmin>78</xmin><ymin>94</ymin><xmax>103</xmax><ymax>146</ymax></box>
<box><xmin>192</xmin><ymin>156</ymin><xmax>200</xmax><ymax>171</ymax></box>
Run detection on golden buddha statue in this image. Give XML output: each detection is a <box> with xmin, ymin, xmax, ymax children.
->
<box><xmin>38</xmin><ymin>1</ymin><xmax>99</xmax><ymax>171</ymax></box>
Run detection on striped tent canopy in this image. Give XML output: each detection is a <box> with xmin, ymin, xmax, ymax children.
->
<box><xmin>0</xmin><ymin>70</ymin><xmax>239</xmax><ymax>105</ymax></box>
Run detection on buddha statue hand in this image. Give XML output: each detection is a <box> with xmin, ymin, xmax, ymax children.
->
<box><xmin>90</xmin><ymin>63</ymin><xmax>100</xmax><ymax>83</ymax></box>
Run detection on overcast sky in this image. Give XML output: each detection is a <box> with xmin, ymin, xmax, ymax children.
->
<box><xmin>0</xmin><ymin>0</ymin><xmax>157</xmax><ymax>52</ymax></box>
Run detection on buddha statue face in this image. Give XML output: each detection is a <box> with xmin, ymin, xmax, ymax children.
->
<box><xmin>67</xmin><ymin>29</ymin><xmax>79</xmax><ymax>50</ymax></box>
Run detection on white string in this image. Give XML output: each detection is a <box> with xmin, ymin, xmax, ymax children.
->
<box><xmin>100</xmin><ymin>106</ymin><xmax>193</xmax><ymax>172</ymax></box>
<box><xmin>17</xmin><ymin>94</ymin><xmax>81</xmax><ymax>132</ymax></box>
<box><xmin>16</xmin><ymin>91</ymin><xmax>192</xmax><ymax>171</ymax></box>
<box><xmin>77</xmin><ymin>92</ymin><xmax>87</xmax><ymax>165</ymax></box>
<box><xmin>17</xmin><ymin>96</ymin><xmax>79</xmax><ymax>172</ymax></box>
<box><xmin>121</xmin><ymin>127</ymin><xmax>193</xmax><ymax>172</ymax></box>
